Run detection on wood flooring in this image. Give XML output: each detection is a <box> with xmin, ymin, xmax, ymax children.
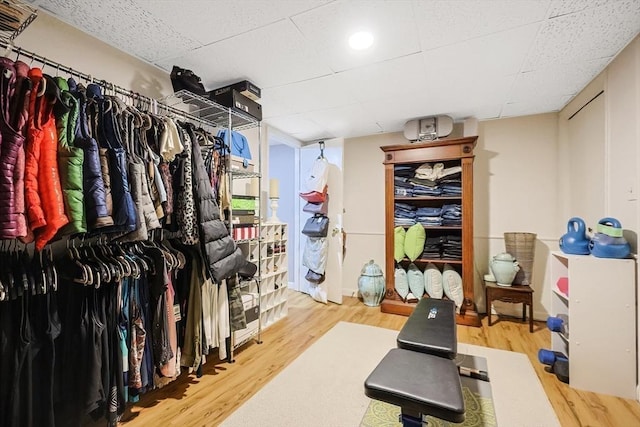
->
<box><xmin>115</xmin><ymin>290</ymin><xmax>640</xmax><ymax>427</ymax></box>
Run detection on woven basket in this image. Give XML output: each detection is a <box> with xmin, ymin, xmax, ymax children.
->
<box><xmin>504</xmin><ymin>232</ymin><xmax>537</xmax><ymax>285</ymax></box>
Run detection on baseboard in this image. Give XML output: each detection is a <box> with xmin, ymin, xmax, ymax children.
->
<box><xmin>343</xmin><ymin>287</ymin><xmax>359</xmax><ymax>298</ymax></box>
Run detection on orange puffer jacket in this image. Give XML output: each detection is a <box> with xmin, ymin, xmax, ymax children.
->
<box><xmin>24</xmin><ymin>69</ymin><xmax>68</xmax><ymax>250</ymax></box>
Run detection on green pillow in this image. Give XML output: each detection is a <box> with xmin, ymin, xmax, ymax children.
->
<box><xmin>394</xmin><ymin>227</ymin><xmax>406</xmax><ymax>262</ymax></box>
<box><xmin>404</xmin><ymin>223</ymin><xmax>426</xmax><ymax>262</ymax></box>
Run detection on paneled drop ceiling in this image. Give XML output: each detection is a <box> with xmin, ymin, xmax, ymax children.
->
<box><xmin>27</xmin><ymin>0</ymin><xmax>640</xmax><ymax>142</ymax></box>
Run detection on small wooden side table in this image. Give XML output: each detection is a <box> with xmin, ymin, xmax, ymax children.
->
<box><xmin>485</xmin><ymin>281</ymin><xmax>534</xmax><ymax>332</ymax></box>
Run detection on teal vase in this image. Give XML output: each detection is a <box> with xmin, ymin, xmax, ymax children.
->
<box><xmin>358</xmin><ymin>260</ymin><xmax>386</xmax><ymax>306</ymax></box>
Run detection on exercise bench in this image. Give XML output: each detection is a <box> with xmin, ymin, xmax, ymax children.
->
<box><xmin>364</xmin><ymin>299</ymin><xmax>465</xmax><ymax>426</ymax></box>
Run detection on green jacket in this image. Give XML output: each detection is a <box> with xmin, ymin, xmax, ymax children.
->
<box><xmin>54</xmin><ymin>77</ymin><xmax>86</xmax><ymax>235</ymax></box>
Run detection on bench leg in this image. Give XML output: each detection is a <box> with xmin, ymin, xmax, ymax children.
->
<box><xmin>400</xmin><ymin>409</ymin><xmax>423</xmax><ymax>427</ymax></box>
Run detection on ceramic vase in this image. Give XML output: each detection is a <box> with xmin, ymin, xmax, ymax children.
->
<box><xmin>489</xmin><ymin>252</ymin><xmax>520</xmax><ymax>287</ymax></box>
<box><xmin>358</xmin><ymin>260</ymin><xmax>385</xmax><ymax>306</ymax></box>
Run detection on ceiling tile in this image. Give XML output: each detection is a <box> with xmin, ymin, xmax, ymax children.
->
<box><xmin>264</xmin><ymin>114</ymin><xmax>327</xmax><ymax>137</ymax></box>
<box><xmin>135</xmin><ymin>0</ymin><xmax>333</xmax><ymax>46</ymax></box>
<box><xmin>523</xmin><ymin>1</ymin><xmax>640</xmax><ymax>70</ymax></box>
<box><xmin>422</xmin><ymin>23</ymin><xmax>540</xmax><ymax>77</ymax></box>
<box><xmin>292</xmin><ymin>0</ymin><xmax>420</xmax><ymax>72</ymax></box>
<box><xmin>155</xmin><ymin>43</ymin><xmax>243</xmax><ymax>91</ymax></box>
<box><xmin>510</xmin><ymin>58</ymin><xmax>610</xmax><ymax>102</ymax></box>
<box><xmin>449</xmin><ymin>104</ymin><xmax>503</xmax><ymax>121</ymax></box>
<box><xmin>290</xmin><ymin>128</ymin><xmax>336</xmax><ymax>142</ymax></box>
<box><xmin>547</xmin><ymin>0</ymin><xmax>611</xmax><ymax>18</ymax></box>
<box><xmin>265</xmin><ymin>74</ymin><xmax>358</xmax><ymax>114</ymax></box>
<box><xmin>259</xmin><ymin>91</ymin><xmax>295</xmax><ymax>119</ymax></box>
<box><xmin>304</xmin><ymin>104</ymin><xmax>383</xmax><ymax>138</ymax></box>
<box><xmin>213</xmin><ymin>19</ymin><xmax>333</xmax><ymax>89</ymax></box>
<box><xmin>37</xmin><ymin>0</ymin><xmax>200</xmax><ymax>62</ymax></box>
<box><xmin>158</xmin><ymin>19</ymin><xmax>333</xmax><ymax>90</ymax></box>
<box><xmin>335</xmin><ymin>53</ymin><xmax>429</xmax><ymax>103</ymax></box>
<box><xmin>413</xmin><ymin>0</ymin><xmax>549</xmax><ymax>50</ymax></box>
<box><xmin>501</xmin><ymin>95</ymin><xmax>572</xmax><ymax>117</ymax></box>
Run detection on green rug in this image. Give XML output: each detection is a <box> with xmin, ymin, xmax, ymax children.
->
<box><xmin>361</xmin><ymin>386</ymin><xmax>497</xmax><ymax>427</ymax></box>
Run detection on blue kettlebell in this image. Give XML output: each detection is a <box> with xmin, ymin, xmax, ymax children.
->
<box><xmin>596</xmin><ymin>217</ymin><xmax>624</xmax><ymax>237</ymax></box>
<box><xmin>559</xmin><ymin>217</ymin><xmax>590</xmax><ymax>255</ymax></box>
<box><xmin>590</xmin><ymin>217</ymin><xmax>630</xmax><ymax>259</ymax></box>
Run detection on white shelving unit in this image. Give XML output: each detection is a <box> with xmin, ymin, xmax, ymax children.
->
<box><xmin>260</xmin><ymin>222</ymin><xmax>288</xmax><ymax>329</ymax></box>
<box><xmin>549</xmin><ymin>251</ymin><xmax>636</xmax><ymax>398</ymax></box>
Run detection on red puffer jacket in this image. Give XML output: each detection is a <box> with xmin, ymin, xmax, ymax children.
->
<box><xmin>24</xmin><ymin>69</ymin><xmax>68</xmax><ymax>250</ymax></box>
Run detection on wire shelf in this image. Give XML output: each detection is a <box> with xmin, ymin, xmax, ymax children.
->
<box><xmin>0</xmin><ymin>1</ymin><xmax>37</xmax><ymax>42</ymax></box>
<box><xmin>162</xmin><ymin>89</ymin><xmax>260</xmax><ymax>131</ymax></box>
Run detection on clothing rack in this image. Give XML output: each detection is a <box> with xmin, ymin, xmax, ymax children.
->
<box><xmin>0</xmin><ymin>40</ymin><xmax>215</xmax><ymax>131</ymax></box>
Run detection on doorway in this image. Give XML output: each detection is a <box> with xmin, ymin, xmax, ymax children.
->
<box><xmin>267</xmin><ymin>137</ymin><xmax>345</xmax><ymax>303</ymax></box>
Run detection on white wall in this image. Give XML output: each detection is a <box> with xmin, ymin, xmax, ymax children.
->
<box><xmin>342</xmin><ymin>132</ymin><xmax>405</xmax><ymax>297</ymax></box>
<box><xmin>17</xmin><ymin>13</ymin><xmax>172</xmax><ymax>99</ymax></box>
<box><xmin>475</xmin><ymin>114</ymin><xmax>559</xmax><ymax>318</ymax></box>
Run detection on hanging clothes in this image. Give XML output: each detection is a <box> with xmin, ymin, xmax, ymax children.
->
<box><xmin>188</xmin><ymin>122</ymin><xmax>245</xmax><ymax>282</ymax></box>
<box><xmin>53</xmin><ymin>76</ymin><xmax>86</xmax><ymax>235</ymax></box>
<box><xmin>0</xmin><ymin>57</ymin><xmax>25</xmax><ymax>239</ymax></box>
<box><xmin>69</xmin><ymin>78</ymin><xmax>112</xmax><ymax>231</ymax></box>
<box><xmin>24</xmin><ymin>70</ymin><xmax>69</xmax><ymax>250</ymax></box>
<box><xmin>0</xmin><ymin>48</ymin><xmax>254</xmax><ymax>427</ymax></box>
<box><xmin>98</xmin><ymin>94</ymin><xmax>138</xmax><ymax>234</ymax></box>
<box><xmin>174</xmin><ymin>123</ymin><xmax>198</xmax><ymax>245</ymax></box>
<box><xmin>10</xmin><ymin>60</ymin><xmax>31</xmax><ymax>240</ymax></box>
<box><xmin>86</xmin><ymin>84</ymin><xmax>115</xmax><ymax>222</ymax></box>
<box><xmin>0</xmin><ymin>247</ymin><xmax>60</xmax><ymax>427</ymax></box>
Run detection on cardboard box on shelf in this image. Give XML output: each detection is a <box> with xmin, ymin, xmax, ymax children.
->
<box><xmin>211</xmin><ymin>88</ymin><xmax>262</xmax><ymax>121</ymax></box>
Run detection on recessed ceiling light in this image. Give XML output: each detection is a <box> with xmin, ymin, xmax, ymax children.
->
<box><xmin>349</xmin><ymin>31</ymin><xmax>373</xmax><ymax>50</ymax></box>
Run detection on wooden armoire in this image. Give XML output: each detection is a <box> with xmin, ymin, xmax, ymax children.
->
<box><xmin>380</xmin><ymin>136</ymin><xmax>480</xmax><ymax>326</ymax></box>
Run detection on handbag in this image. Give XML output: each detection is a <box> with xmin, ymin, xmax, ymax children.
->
<box><xmin>300</xmin><ymin>185</ymin><xmax>328</xmax><ymax>203</ymax></box>
<box><xmin>304</xmin><ymin>157</ymin><xmax>329</xmax><ymax>193</ymax></box>
<box><xmin>302</xmin><ymin>194</ymin><xmax>329</xmax><ymax>215</ymax></box>
<box><xmin>301</xmin><ymin>215</ymin><xmax>329</xmax><ymax>237</ymax></box>
<box><xmin>305</xmin><ymin>269</ymin><xmax>325</xmax><ymax>284</ymax></box>
<box><xmin>303</xmin><ymin>237</ymin><xmax>328</xmax><ymax>274</ymax></box>
<box><xmin>170</xmin><ymin>66</ymin><xmax>206</xmax><ymax>96</ymax></box>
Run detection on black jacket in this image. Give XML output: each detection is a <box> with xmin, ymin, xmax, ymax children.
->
<box><xmin>187</xmin><ymin>123</ymin><xmax>246</xmax><ymax>282</ymax></box>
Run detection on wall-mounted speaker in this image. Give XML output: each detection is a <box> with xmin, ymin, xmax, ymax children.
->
<box><xmin>403</xmin><ymin>115</ymin><xmax>453</xmax><ymax>141</ymax></box>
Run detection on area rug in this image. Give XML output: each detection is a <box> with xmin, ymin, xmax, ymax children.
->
<box><xmin>221</xmin><ymin>322</ymin><xmax>559</xmax><ymax>427</ymax></box>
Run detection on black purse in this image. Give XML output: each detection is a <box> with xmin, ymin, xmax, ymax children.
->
<box><xmin>302</xmin><ymin>215</ymin><xmax>329</xmax><ymax>238</ymax></box>
<box><xmin>170</xmin><ymin>66</ymin><xmax>206</xmax><ymax>96</ymax></box>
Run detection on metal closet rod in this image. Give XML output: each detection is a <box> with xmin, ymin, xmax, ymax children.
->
<box><xmin>0</xmin><ymin>41</ymin><xmax>215</xmax><ymax>130</ymax></box>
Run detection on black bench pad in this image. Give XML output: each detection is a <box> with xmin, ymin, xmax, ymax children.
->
<box><xmin>397</xmin><ymin>298</ymin><xmax>457</xmax><ymax>359</ymax></box>
<box><xmin>364</xmin><ymin>348</ymin><xmax>465</xmax><ymax>423</ymax></box>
